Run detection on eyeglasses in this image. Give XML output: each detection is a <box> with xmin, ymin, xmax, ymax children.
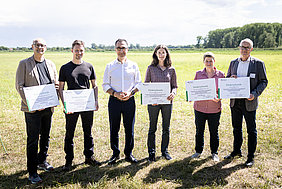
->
<box><xmin>240</xmin><ymin>46</ymin><xmax>251</xmax><ymax>51</ymax></box>
<box><xmin>34</xmin><ymin>43</ymin><xmax>46</xmax><ymax>48</ymax></box>
<box><xmin>116</xmin><ymin>47</ymin><xmax>127</xmax><ymax>51</ymax></box>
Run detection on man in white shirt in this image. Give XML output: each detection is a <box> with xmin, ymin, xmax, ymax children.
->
<box><xmin>224</xmin><ymin>38</ymin><xmax>268</xmax><ymax>167</ymax></box>
<box><xmin>102</xmin><ymin>39</ymin><xmax>141</xmax><ymax>164</ymax></box>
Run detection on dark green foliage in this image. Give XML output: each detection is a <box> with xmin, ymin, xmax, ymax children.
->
<box><xmin>202</xmin><ymin>23</ymin><xmax>282</xmax><ymax>48</ymax></box>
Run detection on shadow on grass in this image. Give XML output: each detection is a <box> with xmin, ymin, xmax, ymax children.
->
<box><xmin>0</xmin><ymin>157</ymin><xmax>151</xmax><ymax>188</ymax></box>
<box><xmin>143</xmin><ymin>156</ymin><xmax>247</xmax><ymax>188</ymax></box>
<box><xmin>0</xmin><ymin>155</ymin><xmax>247</xmax><ymax>188</ymax></box>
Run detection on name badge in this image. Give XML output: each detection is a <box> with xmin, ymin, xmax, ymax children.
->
<box><xmin>250</xmin><ymin>73</ymin><xmax>256</xmax><ymax>78</ymax></box>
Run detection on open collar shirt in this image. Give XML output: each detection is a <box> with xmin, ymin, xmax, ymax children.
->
<box><xmin>102</xmin><ymin>58</ymin><xmax>141</xmax><ymax>93</ymax></box>
<box><xmin>237</xmin><ymin>56</ymin><xmax>250</xmax><ymax>77</ymax></box>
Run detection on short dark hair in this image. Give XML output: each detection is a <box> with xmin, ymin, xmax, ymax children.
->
<box><xmin>72</xmin><ymin>40</ymin><xmax>85</xmax><ymax>49</ymax></box>
<box><xmin>151</xmin><ymin>45</ymin><xmax>172</xmax><ymax>67</ymax></box>
<box><xmin>115</xmin><ymin>39</ymin><xmax>128</xmax><ymax>47</ymax></box>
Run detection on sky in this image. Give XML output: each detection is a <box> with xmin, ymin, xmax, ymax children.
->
<box><xmin>0</xmin><ymin>0</ymin><xmax>281</xmax><ymax>47</ymax></box>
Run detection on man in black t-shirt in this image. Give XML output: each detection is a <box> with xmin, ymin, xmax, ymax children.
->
<box><xmin>58</xmin><ymin>40</ymin><xmax>101</xmax><ymax>171</ymax></box>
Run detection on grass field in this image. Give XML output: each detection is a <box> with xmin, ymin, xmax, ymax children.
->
<box><xmin>0</xmin><ymin>50</ymin><xmax>281</xmax><ymax>188</ymax></box>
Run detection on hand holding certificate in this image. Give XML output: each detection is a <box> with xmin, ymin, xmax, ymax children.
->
<box><xmin>139</xmin><ymin>82</ymin><xmax>171</xmax><ymax>105</ymax></box>
<box><xmin>23</xmin><ymin>84</ymin><xmax>59</xmax><ymax>111</ymax></box>
<box><xmin>185</xmin><ymin>78</ymin><xmax>217</xmax><ymax>101</ymax></box>
<box><xmin>63</xmin><ymin>89</ymin><xmax>96</xmax><ymax>113</ymax></box>
<box><xmin>218</xmin><ymin>77</ymin><xmax>250</xmax><ymax>99</ymax></box>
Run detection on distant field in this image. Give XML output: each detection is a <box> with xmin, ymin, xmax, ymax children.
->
<box><xmin>0</xmin><ymin>50</ymin><xmax>281</xmax><ymax>188</ymax></box>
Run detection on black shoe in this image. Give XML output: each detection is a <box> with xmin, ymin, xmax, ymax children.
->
<box><xmin>108</xmin><ymin>155</ymin><xmax>120</xmax><ymax>165</ymax></box>
<box><xmin>85</xmin><ymin>156</ymin><xmax>102</xmax><ymax>166</ymax></box>
<box><xmin>37</xmin><ymin>161</ymin><xmax>54</xmax><ymax>171</ymax></box>
<box><xmin>162</xmin><ymin>153</ymin><xmax>172</xmax><ymax>160</ymax></box>
<box><xmin>224</xmin><ymin>152</ymin><xmax>242</xmax><ymax>159</ymax></box>
<box><xmin>148</xmin><ymin>153</ymin><xmax>156</xmax><ymax>162</ymax></box>
<box><xmin>245</xmin><ymin>158</ymin><xmax>254</xmax><ymax>167</ymax></box>
<box><xmin>62</xmin><ymin>161</ymin><xmax>72</xmax><ymax>171</ymax></box>
<box><xmin>125</xmin><ymin>155</ymin><xmax>138</xmax><ymax>163</ymax></box>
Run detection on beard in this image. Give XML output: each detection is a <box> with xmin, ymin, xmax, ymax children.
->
<box><xmin>76</xmin><ymin>54</ymin><xmax>82</xmax><ymax>60</ymax></box>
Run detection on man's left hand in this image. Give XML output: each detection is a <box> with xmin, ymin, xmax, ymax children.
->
<box><xmin>247</xmin><ymin>94</ymin><xmax>255</xmax><ymax>101</ymax></box>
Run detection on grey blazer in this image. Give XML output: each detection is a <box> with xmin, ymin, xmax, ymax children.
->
<box><xmin>15</xmin><ymin>55</ymin><xmax>59</xmax><ymax>112</ymax></box>
<box><xmin>227</xmin><ymin>56</ymin><xmax>268</xmax><ymax>111</ymax></box>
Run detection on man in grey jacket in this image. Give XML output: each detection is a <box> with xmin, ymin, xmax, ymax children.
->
<box><xmin>224</xmin><ymin>38</ymin><xmax>268</xmax><ymax>167</ymax></box>
<box><xmin>15</xmin><ymin>38</ymin><xmax>58</xmax><ymax>184</ymax></box>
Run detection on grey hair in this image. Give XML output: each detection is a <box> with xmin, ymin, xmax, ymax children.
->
<box><xmin>239</xmin><ymin>38</ymin><xmax>253</xmax><ymax>49</ymax></box>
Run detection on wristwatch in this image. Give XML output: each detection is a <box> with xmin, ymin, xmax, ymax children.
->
<box><xmin>130</xmin><ymin>90</ymin><xmax>136</xmax><ymax>96</ymax></box>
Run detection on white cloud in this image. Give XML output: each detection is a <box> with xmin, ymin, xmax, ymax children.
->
<box><xmin>0</xmin><ymin>0</ymin><xmax>281</xmax><ymax>47</ymax></box>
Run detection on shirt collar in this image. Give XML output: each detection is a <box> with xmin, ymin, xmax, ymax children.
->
<box><xmin>115</xmin><ymin>58</ymin><xmax>128</xmax><ymax>64</ymax></box>
<box><xmin>202</xmin><ymin>67</ymin><xmax>218</xmax><ymax>77</ymax></box>
<box><xmin>238</xmin><ymin>56</ymin><xmax>251</xmax><ymax>63</ymax></box>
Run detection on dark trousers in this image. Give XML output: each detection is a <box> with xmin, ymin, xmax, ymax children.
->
<box><xmin>108</xmin><ymin>96</ymin><xmax>135</xmax><ymax>157</ymax></box>
<box><xmin>231</xmin><ymin>99</ymin><xmax>257</xmax><ymax>159</ymax></box>
<box><xmin>24</xmin><ymin>108</ymin><xmax>52</xmax><ymax>175</ymax></box>
<box><xmin>147</xmin><ymin>104</ymin><xmax>172</xmax><ymax>154</ymax></box>
<box><xmin>194</xmin><ymin>110</ymin><xmax>221</xmax><ymax>154</ymax></box>
<box><xmin>64</xmin><ymin>111</ymin><xmax>94</xmax><ymax>162</ymax></box>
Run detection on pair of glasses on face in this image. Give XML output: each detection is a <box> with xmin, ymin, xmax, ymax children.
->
<box><xmin>116</xmin><ymin>47</ymin><xmax>128</xmax><ymax>51</ymax></box>
<box><xmin>240</xmin><ymin>46</ymin><xmax>251</xmax><ymax>51</ymax></box>
<box><xmin>34</xmin><ymin>43</ymin><xmax>46</xmax><ymax>48</ymax></box>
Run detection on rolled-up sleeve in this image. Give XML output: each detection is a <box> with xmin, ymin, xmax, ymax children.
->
<box><xmin>134</xmin><ymin>64</ymin><xmax>142</xmax><ymax>90</ymax></box>
<box><xmin>102</xmin><ymin>64</ymin><xmax>111</xmax><ymax>92</ymax></box>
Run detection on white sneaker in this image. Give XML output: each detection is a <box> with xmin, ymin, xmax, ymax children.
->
<box><xmin>212</xmin><ymin>153</ymin><xmax>219</xmax><ymax>162</ymax></box>
<box><xmin>191</xmin><ymin>152</ymin><xmax>201</xmax><ymax>158</ymax></box>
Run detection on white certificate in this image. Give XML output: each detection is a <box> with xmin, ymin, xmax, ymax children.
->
<box><xmin>23</xmin><ymin>84</ymin><xmax>59</xmax><ymax>111</ymax></box>
<box><xmin>139</xmin><ymin>83</ymin><xmax>170</xmax><ymax>105</ymax></box>
<box><xmin>218</xmin><ymin>77</ymin><xmax>250</xmax><ymax>99</ymax></box>
<box><xmin>185</xmin><ymin>78</ymin><xmax>217</xmax><ymax>101</ymax></box>
<box><xmin>63</xmin><ymin>89</ymin><xmax>96</xmax><ymax>113</ymax></box>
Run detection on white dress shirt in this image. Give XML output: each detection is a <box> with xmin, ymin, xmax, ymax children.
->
<box><xmin>102</xmin><ymin>58</ymin><xmax>141</xmax><ymax>93</ymax></box>
<box><xmin>237</xmin><ymin>56</ymin><xmax>250</xmax><ymax>77</ymax></box>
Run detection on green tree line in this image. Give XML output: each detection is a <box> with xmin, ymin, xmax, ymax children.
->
<box><xmin>197</xmin><ymin>23</ymin><xmax>282</xmax><ymax>48</ymax></box>
<box><xmin>1</xmin><ymin>23</ymin><xmax>281</xmax><ymax>51</ymax></box>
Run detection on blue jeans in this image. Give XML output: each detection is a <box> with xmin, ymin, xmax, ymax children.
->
<box><xmin>147</xmin><ymin>104</ymin><xmax>172</xmax><ymax>154</ymax></box>
<box><xmin>24</xmin><ymin>108</ymin><xmax>52</xmax><ymax>175</ymax></box>
<box><xmin>194</xmin><ymin>110</ymin><xmax>221</xmax><ymax>154</ymax></box>
<box><xmin>64</xmin><ymin>111</ymin><xmax>94</xmax><ymax>162</ymax></box>
<box><xmin>231</xmin><ymin>99</ymin><xmax>257</xmax><ymax>159</ymax></box>
<box><xmin>108</xmin><ymin>96</ymin><xmax>136</xmax><ymax>157</ymax></box>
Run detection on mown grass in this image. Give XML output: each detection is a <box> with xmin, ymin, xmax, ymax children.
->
<box><xmin>0</xmin><ymin>50</ymin><xmax>281</xmax><ymax>188</ymax></box>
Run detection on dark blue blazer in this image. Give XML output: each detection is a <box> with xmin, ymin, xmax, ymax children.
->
<box><xmin>227</xmin><ymin>56</ymin><xmax>268</xmax><ymax>111</ymax></box>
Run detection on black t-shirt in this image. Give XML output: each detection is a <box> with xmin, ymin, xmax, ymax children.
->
<box><xmin>59</xmin><ymin>61</ymin><xmax>96</xmax><ymax>90</ymax></box>
<box><xmin>35</xmin><ymin>60</ymin><xmax>51</xmax><ymax>85</ymax></box>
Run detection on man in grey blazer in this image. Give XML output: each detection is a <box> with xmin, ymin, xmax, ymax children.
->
<box><xmin>15</xmin><ymin>38</ymin><xmax>58</xmax><ymax>184</ymax></box>
<box><xmin>224</xmin><ymin>38</ymin><xmax>268</xmax><ymax>167</ymax></box>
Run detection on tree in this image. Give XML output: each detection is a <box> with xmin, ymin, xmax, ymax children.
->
<box><xmin>196</xmin><ymin>36</ymin><xmax>203</xmax><ymax>48</ymax></box>
<box><xmin>91</xmin><ymin>43</ymin><xmax>97</xmax><ymax>49</ymax></box>
<box><xmin>264</xmin><ymin>33</ymin><xmax>276</xmax><ymax>48</ymax></box>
